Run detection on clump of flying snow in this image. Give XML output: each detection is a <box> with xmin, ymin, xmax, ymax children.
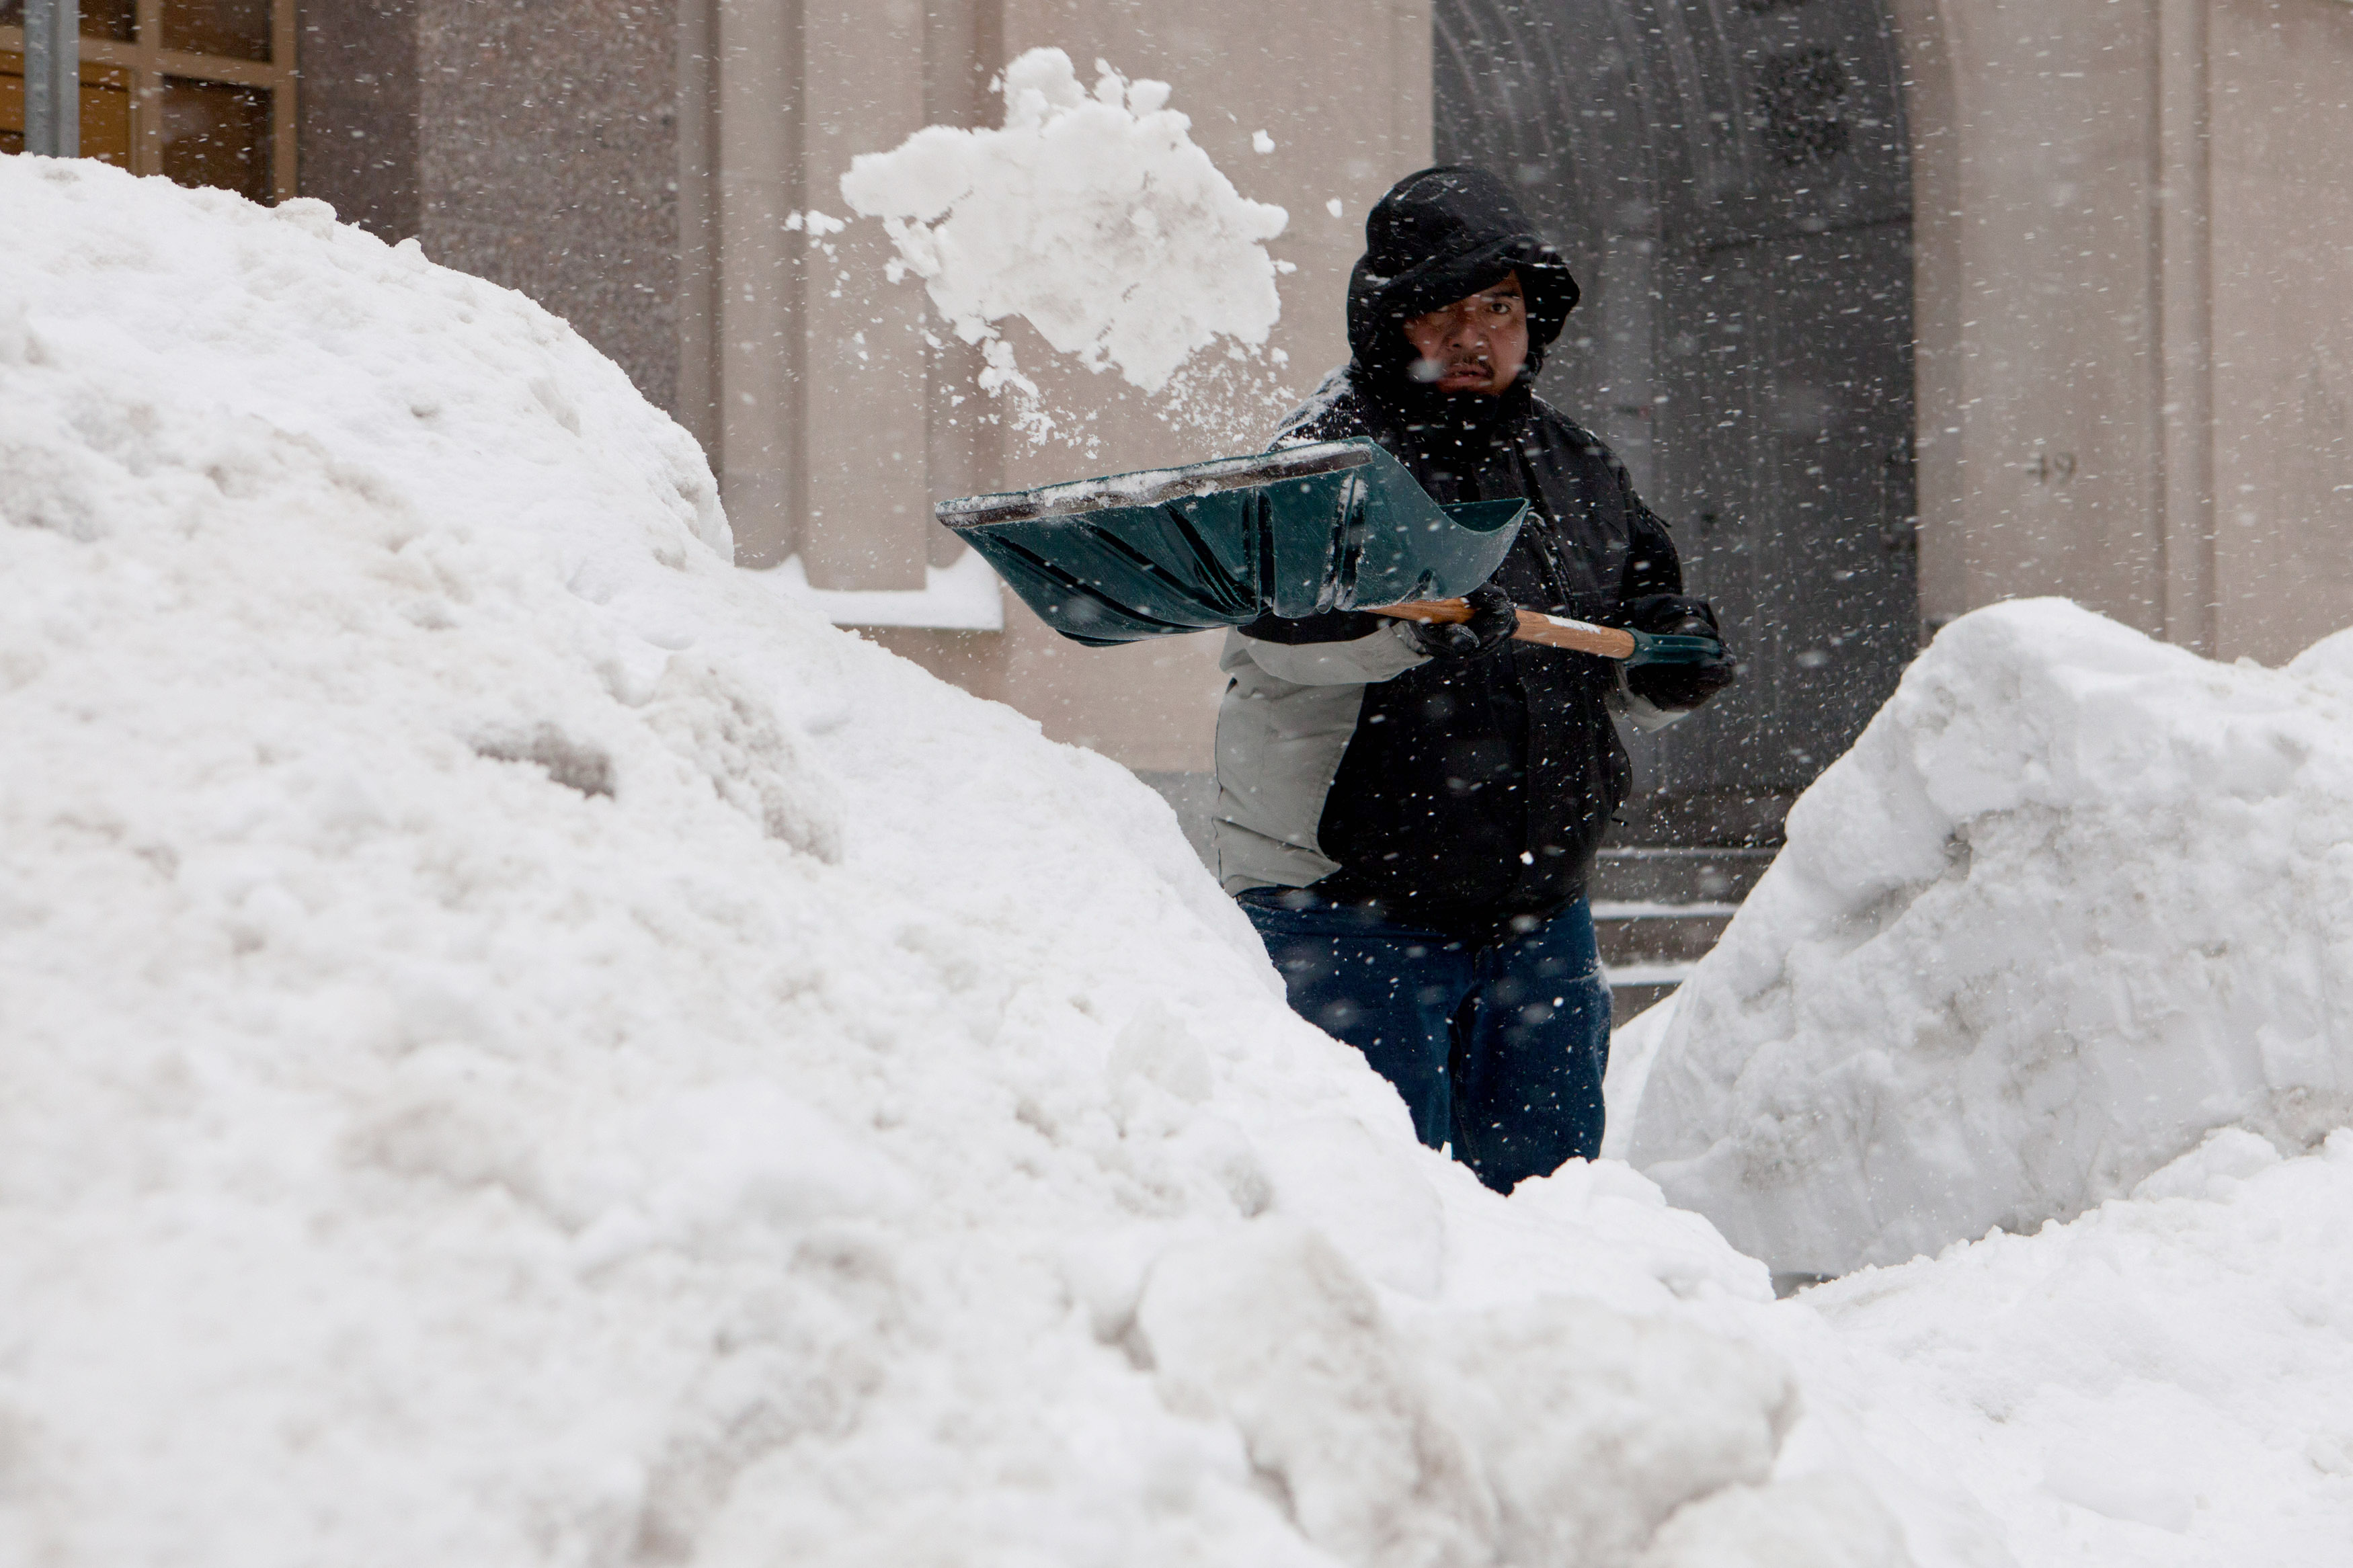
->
<box><xmin>838</xmin><ymin>48</ymin><xmax>1289</xmax><ymax>419</ymax></box>
<box><xmin>0</xmin><ymin>156</ymin><xmax>1908</xmax><ymax>1568</ymax></box>
<box><xmin>1624</xmin><ymin>599</ymin><xmax>2353</xmax><ymax>1278</ymax></box>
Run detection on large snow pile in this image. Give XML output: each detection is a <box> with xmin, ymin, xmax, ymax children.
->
<box><xmin>839</xmin><ymin>48</ymin><xmax>1287</xmax><ymax>399</ymax></box>
<box><xmin>1627</xmin><ymin>600</ymin><xmax>2353</xmax><ymax>1276</ymax></box>
<box><xmin>0</xmin><ymin>157</ymin><xmax>1903</xmax><ymax>1568</ymax></box>
<box><xmin>17</xmin><ymin>153</ymin><xmax>2353</xmax><ymax>1568</ymax></box>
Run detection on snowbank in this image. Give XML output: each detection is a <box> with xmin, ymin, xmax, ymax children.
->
<box><xmin>1628</xmin><ymin>600</ymin><xmax>2353</xmax><ymax>1276</ymax></box>
<box><xmin>839</xmin><ymin>48</ymin><xmax>1287</xmax><ymax>399</ymax></box>
<box><xmin>0</xmin><ymin>157</ymin><xmax>1892</xmax><ymax>1568</ymax></box>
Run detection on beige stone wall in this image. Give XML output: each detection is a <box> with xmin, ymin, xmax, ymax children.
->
<box><xmin>1897</xmin><ymin>0</ymin><xmax>2353</xmax><ymax>661</ymax></box>
<box><xmin>707</xmin><ymin>0</ymin><xmax>1431</xmax><ymax>772</ymax></box>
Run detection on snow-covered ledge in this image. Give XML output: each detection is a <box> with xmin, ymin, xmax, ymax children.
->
<box><xmin>755</xmin><ymin>547</ymin><xmax>1004</xmax><ymax>631</ymax></box>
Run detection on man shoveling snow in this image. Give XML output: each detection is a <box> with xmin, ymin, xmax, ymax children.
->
<box><xmin>1215</xmin><ymin>167</ymin><xmax>1738</xmax><ymax>1192</ymax></box>
<box><xmin>918</xmin><ymin>159</ymin><xmax>1736</xmax><ymax>1196</ymax></box>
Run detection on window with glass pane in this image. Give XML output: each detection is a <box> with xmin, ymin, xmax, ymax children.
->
<box><xmin>160</xmin><ymin>77</ymin><xmax>270</xmax><ymax>201</ymax></box>
<box><xmin>1</xmin><ymin>0</ymin><xmax>291</xmax><ymax>198</ymax></box>
<box><xmin>163</xmin><ymin>0</ymin><xmax>272</xmax><ymax>63</ymax></box>
<box><xmin>0</xmin><ymin>0</ymin><xmax>134</xmax><ymax>39</ymax></box>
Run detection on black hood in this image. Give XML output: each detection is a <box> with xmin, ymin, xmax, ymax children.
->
<box><xmin>1345</xmin><ymin>165</ymin><xmax>1581</xmax><ymax>390</ymax></box>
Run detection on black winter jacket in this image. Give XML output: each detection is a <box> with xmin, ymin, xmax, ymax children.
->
<box><xmin>1210</xmin><ymin>167</ymin><xmax>1710</xmax><ymax>938</ymax></box>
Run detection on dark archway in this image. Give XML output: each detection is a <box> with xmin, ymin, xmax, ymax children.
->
<box><xmin>1437</xmin><ymin>0</ymin><xmax>1917</xmax><ymax>844</ymax></box>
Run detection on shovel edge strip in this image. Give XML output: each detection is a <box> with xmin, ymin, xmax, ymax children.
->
<box><xmin>935</xmin><ymin>440</ymin><xmax>1374</xmax><ymax>530</ymax></box>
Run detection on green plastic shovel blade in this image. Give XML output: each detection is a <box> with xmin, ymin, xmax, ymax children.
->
<box><xmin>936</xmin><ymin>439</ymin><xmax>1526</xmax><ymax>646</ymax></box>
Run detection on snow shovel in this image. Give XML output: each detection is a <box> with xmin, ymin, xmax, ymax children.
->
<box><xmin>936</xmin><ymin>438</ymin><xmax>1719</xmax><ymax>666</ymax></box>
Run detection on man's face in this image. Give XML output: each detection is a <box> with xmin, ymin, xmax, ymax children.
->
<box><xmin>1402</xmin><ymin>272</ymin><xmax>1529</xmax><ymax>396</ymax></box>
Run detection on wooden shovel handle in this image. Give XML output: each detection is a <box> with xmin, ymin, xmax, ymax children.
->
<box><xmin>1370</xmin><ymin>600</ymin><xmax>1638</xmax><ymax>661</ymax></box>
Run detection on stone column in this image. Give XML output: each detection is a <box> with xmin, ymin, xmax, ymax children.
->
<box><xmin>675</xmin><ymin>0</ymin><xmax>721</xmax><ymax>459</ymax></box>
<box><xmin>715</xmin><ymin>0</ymin><xmax>800</xmax><ymax>566</ymax></box>
<box><xmin>797</xmin><ymin>0</ymin><xmax>932</xmax><ymax>590</ymax></box>
<box><xmin>2155</xmin><ymin>0</ymin><xmax>2215</xmax><ymax>655</ymax></box>
<box><xmin>2204</xmin><ymin>0</ymin><xmax>2353</xmax><ymax>664</ymax></box>
<box><xmin>1892</xmin><ymin>0</ymin><xmax>2168</xmax><ymax>637</ymax></box>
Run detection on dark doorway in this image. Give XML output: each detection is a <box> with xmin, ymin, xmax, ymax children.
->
<box><xmin>1437</xmin><ymin>0</ymin><xmax>1917</xmax><ymax>845</ymax></box>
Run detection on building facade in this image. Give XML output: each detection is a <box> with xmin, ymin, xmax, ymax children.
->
<box><xmin>9</xmin><ymin>0</ymin><xmax>2351</xmax><ymax>841</ymax></box>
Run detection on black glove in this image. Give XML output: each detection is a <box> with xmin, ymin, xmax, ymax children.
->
<box><xmin>1405</xmin><ymin>583</ymin><xmax>1517</xmax><ymax>659</ymax></box>
<box><xmin>1624</xmin><ymin>593</ymin><xmax>1737</xmax><ymax>710</ymax></box>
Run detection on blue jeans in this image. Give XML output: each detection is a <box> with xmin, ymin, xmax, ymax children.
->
<box><xmin>1240</xmin><ymin>890</ymin><xmax>1610</xmax><ymax>1192</ymax></box>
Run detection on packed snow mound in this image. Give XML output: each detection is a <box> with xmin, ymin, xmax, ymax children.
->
<box><xmin>0</xmin><ymin>158</ymin><xmax>1902</xmax><ymax>1567</ymax></box>
<box><xmin>839</xmin><ymin>47</ymin><xmax>1287</xmax><ymax>397</ymax></box>
<box><xmin>1628</xmin><ymin>600</ymin><xmax>2353</xmax><ymax>1276</ymax></box>
<box><xmin>1780</xmin><ymin>1126</ymin><xmax>2353</xmax><ymax>1564</ymax></box>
